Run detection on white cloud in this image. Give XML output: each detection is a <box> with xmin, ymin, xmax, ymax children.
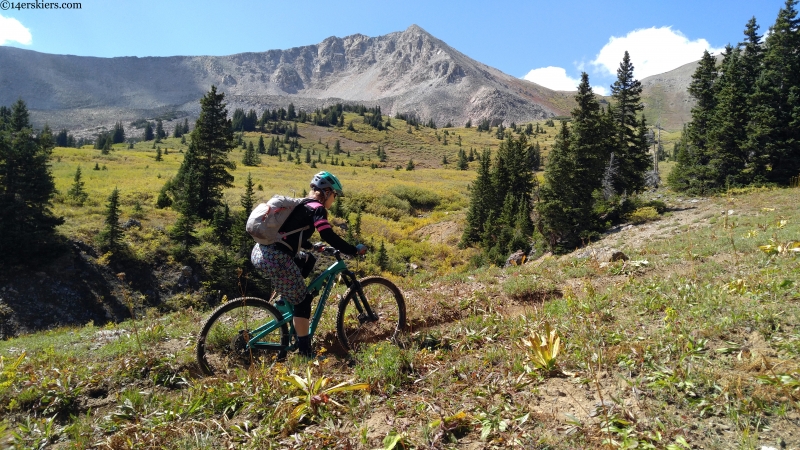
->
<box><xmin>523</xmin><ymin>66</ymin><xmax>580</xmax><ymax>91</ymax></box>
<box><xmin>593</xmin><ymin>85</ymin><xmax>608</xmax><ymax>96</ymax></box>
<box><xmin>0</xmin><ymin>14</ymin><xmax>32</xmax><ymax>46</ymax></box>
<box><xmin>523</xmin><ymin>66</ymin><xmax>608</xmax><ymax>95</ymax></box>
<box><xmin>591</xmin><ymin>27</ymin><xmax>723</xmax><ymax>79</ymax></box>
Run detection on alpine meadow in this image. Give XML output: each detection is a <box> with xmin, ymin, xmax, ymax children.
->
<box><xmin>1</xmin><ymin>2</ymin><xmax>800</xmax><ymax>449</ymax></box>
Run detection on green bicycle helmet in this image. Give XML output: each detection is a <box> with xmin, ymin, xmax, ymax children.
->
<box><xmin>310</xmin><ymin>171</ymin><xmax>344</xmax><ymax>197</ymax></box>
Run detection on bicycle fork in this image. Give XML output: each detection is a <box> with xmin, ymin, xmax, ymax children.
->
<box><xmin>349</xmin><ymin>279</ymin><xmax>379</xmax><ymax>324</ymax></box>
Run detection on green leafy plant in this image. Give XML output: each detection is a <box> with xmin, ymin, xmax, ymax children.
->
<box><xmin>758</xmin><ymin>239</ymin><xmax>800</xmax><ymax>256</ymax></box>
<box><xmin>522</xmin><ymin>322</ymin><xmax>561</xmax><ymax>375</ymax></box>
<box><xmin>383</xmin><ymin>430</ymin><xmax>411</xmax><ymax>449</ymax></box>
<box><xmin>282</xmin><ymin>367</ymin><xmax>369</xmax><ymax>424</ymax></box>
<box><xmin>757</xmin><ymin>372</ymin><xmax>800</xmax><ymax>399</ymax></box>
<box><xmin>0</xmin><ymin>353</ymin><xmax>25</xmax><ymax>395</ymax></box>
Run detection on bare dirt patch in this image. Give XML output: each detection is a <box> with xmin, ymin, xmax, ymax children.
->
<box><xmin>413</xmin><ymin>220</ymin><xmax>462</xmax><ymax>246</ymax></box>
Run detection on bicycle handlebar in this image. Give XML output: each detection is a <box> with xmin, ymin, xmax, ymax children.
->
<box><xmin>312</xmin><ymin>242</ymin><xmax>367</xmax><ymax>261</ymax></box>
<box><xmin>312</xmin><ymin>242</ymin><xmax>343</xmax><ymax>260</ymax></box>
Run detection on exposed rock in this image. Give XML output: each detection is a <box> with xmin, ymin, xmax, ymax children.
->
<box><xmin>121</xmin><ymin>219</ymin><xmax>142</xmax><ymax>229</ymax></box>
<box><xmin>181</xmin><ymin>266</ymin><xmax>193</xmax><ymax>278</ymax></box>
<box><xmin>504</xmin><ymin>250</ymin><xmax>527</xmax><ymax>267</ymax></box>
<box><xmin>0</xmin><ymin>25</ymin><xmax>572</xmax><ymax>136</ymax></box>
<box><xmin>574</xmin><ymin>246</ymin><xmax>629</xmax><ymax>263</ymax></box>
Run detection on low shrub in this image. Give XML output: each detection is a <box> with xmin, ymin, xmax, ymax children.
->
<box><xmin>365</xmin><ymin>195</ymin><xmax>411</xmax><ymax>221</ymax></box>
<box><xmin>627</xmin><ymin>206</ymin><xmax>660</xmax><ymax>224</ymax></box>
<box><xmin>643</xmin><ymin>200</ymin><xmax>667</xmax><ymax>214</ymax></box>
<box><xmin>388</xmin><ymin>185</ymin><xmax>441</xmax><ymax>210</ymax></box>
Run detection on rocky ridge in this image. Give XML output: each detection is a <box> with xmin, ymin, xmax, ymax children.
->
<box><xmin>0</xmin><ymin>25</ymin><xmax>574</xmax><ymax>136</ymax></box>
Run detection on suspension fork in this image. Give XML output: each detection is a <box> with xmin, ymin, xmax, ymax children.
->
<box><xmin>342</xmin><ymin>271</ymin><xmax>378</xmax><ymax>322</ymax></box>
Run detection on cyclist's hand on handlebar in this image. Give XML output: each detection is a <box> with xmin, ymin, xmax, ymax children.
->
<box><xmin>356</xmin><ymin>243</ymin><xmax>367</xmax><ymax>256</ymax></box>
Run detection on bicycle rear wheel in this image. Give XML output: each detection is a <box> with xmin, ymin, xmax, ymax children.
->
<box><xmin>196</xmin><ymin>297</ymin><xmax>290</xmax><ymax>376</ymax></box>
<box><xmin>336</xmin><ymin>277</ymin><xmax>407</xmax><ymax>353</ymax></box>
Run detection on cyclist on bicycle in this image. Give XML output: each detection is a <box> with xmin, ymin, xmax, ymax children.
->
<box><xmin>251</xmin><ymin>171</ymin><xmax>366</xmax><ymax>358</ymax></box>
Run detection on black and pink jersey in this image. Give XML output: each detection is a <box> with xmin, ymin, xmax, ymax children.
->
<box><xmin>274</xmin><ymin>199</ymin><xmax>358</xmax><ymax>256</ymax></box>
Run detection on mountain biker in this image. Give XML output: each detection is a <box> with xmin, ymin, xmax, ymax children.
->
<box><xmin>251</xmin><ymin>171</ymin><xmax>367</xmax><ymax>358</ymax></box>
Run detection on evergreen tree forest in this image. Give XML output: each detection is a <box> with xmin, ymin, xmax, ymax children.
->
<box><xmin>463</xmin><ymin>53</ymin><xmax>656</xmax><ymax>256</ymax></box>
<box><xmin>0</xmin><ymin>99</ymin><xmax>64</xmax><ymax>266</ymax></box>
<box><xmin>669</xmin><ymin>1</ymin><xmax>800</xmax><ymax>193</ymax></box>
<box><xmin>460</xmin><ymin>134</ymin><xmax>537</xmax><ymax>264</ymax></box>
<box><xmin>164</xmin><ymin>85</ymin><xmax>236</xmax><ymax>221</ymax></box>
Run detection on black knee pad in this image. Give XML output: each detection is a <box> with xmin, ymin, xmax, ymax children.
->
<box><xmin>293</xmin><ymin>293</ymin><xmax>313</xmax><ymax>319</ymax></box>
<box><xmin>293</xmin><ymin>251</ymin><xmax>317</xmax><ymax>278</ymax></box>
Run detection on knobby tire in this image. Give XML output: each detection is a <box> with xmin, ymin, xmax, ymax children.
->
<box><xmin>196</xmin><ymin>297</ymin><xmax>289</xmax><ymax>376</ymax></box>
<box><xmin>336</xmin><ymin>276</ymin><xmax>407</xmax><ymax>353</ymax></box>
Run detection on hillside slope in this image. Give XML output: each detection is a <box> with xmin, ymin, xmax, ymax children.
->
<box><xmin>1</xmin><ymin>187</ymin><xmax>798</xmax><ymax>449</ymax></box>
<box><xmin>0</xmin><ymin>25</ymin><xmax>573</xmax><ymax>135</ymax></box>
<box><xmin>640</xmin><ymin>58</ymin><xmax>709</xmax><ymax>130</ymax></box>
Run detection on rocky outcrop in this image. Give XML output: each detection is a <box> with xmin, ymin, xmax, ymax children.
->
<box><xmin>0</xmin><ymin>25</ymin><xmax>574</xmax><ymax>135</ymax></box>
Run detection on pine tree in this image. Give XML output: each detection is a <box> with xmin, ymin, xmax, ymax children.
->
<box><xmin>528</xmin><ymin>141</ymin><xmax>542</xmax><ymax>171</ymax></box>
<box><xmin>707</xmin><ymin>45</ymin><xmax>749</xmax><ymax>188</ymax></box>
<box><xmin>669</xmin><ymin>51</ymin><xmax>718</xmax><ymax>193</ymax></box>
<box><xmin>212</xmin><ymin>203</ymin><xmax>232</xmax><ymax>246</ymax></box>
<box><xmin>746</xmin><ymin>0</ymin><xmax>800</xmax><ymax>183</ymax></box>
<box><xmin>98</xmin><ymin>187</ymin><xmax>123</xmax><ymax>252</ymax></box>
<box><xmin>667</xmin><ymin>130</ymin><xmax>693</xmax><ymax>191</ymax></box>
<box><xmin>144</xmin><ymin>122</ymin><xmax>154</xmax><ymax>141</ymax></box>
<box><xmin>457</xmin><ymin>148</ymin><xmax>469</xmax><ymax>170</ymax></box>
<box><xmin>169</xmin><ymin>165</ymin><xmax>201</xmax><ymax>255</ymax></box>
<box><xmin>406</xmin><ymin>159</ymin><xmax>414</xmax><ymax>171</ymax></box>
<box><xmin>155</xmin><ymin>119</ymin><xmax>166</xmax><ymax>142</ymax></box>
<box><xmin>535</xmin><ymin>74</ymin><xmax>612</xmax><ymax>251</ymax></box>
<box><xmin>536</xmin><ymin>122</ymin><xmax>583</xmax><ymax>251</ymax></box>
<box><xmin>257</xmin><ymin>135</ymin><xmax>266</xmax><ymax>154</ymax></box>
<box><xmin>490</xmin><ymin>134</ymin><xmax>537</xmax><ymax>233</ymax></box>
<box><xmin>460</xmin><ymin>149</ymin><xmax>494</xmax><ymax>246</ymax></box>
<box><xmin>173</xmin><ymin>121</ymin><xmax>183</xmax><ymax>138</ymax></box>
<box><xmin>67</xmin><ymin>166</ymin><xmax>88</xmax><ymax>205</ymax></box>
<box><xmin>376</xmin><ymin>241</ymin><xmax>389</xmax><ymax>271</ymax></box>
<box><xmin>242</xmin><ymin>141</ymin><xmax>260</xmax><ymax>166</ymax></box>
<box><xmin>166</xmin><ymin>85</ymin><xmax>235</xmax><ymax>220</ymax></box>
<box><xmin>155</xmin><ymin>146</ymin><xmax>163</xmax><ymax>161</ymax></box>
<box><xmin>156</xmin><ymin>182</ymin><xmax>172</xmax><ymax>208</ymax></box>
<box><xmin>0</xmin><ymin>99</ymin><xmax>64</xmax><ymax>262</ymax></box>
<box><xmin>572</xmin><ymin>73</ymin><xmax>614</xmax><ymax>189</ymax></box>
<box><xmin>112</xmin><ymin>121</ymin><xmax>125</xmax><ymax>144</ymax></box>
<box><xmin>610</xmin><ymin>51</ymin><xmax>649</xmax><ymax>194</ymax></box>
<box><xmin>330</xmin><ymin>196</ymin><xmax>343</xmax><ymax>218</ymax></box>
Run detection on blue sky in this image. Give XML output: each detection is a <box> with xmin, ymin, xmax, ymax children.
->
<box><xmin>0</xmin><ymin>0</ymin><xmax>789</xmax><ymax>95</ymax></box>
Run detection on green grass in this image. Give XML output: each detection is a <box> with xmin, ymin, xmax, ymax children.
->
<box><xmin>2</xmin><ymin>118</ymin><xmax>799</xmax><ymax>448</ymax></box>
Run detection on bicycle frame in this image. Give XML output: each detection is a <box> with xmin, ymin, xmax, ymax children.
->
<box><xmin>244</xmin><ymin>250</ymin><xmax>373</xmax><ymax>351</ymax></box>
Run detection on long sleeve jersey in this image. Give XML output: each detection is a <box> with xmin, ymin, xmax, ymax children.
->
<box><xmin>274</xmin><ymin>199</ymin><xmax>357</xmax><ymax>256</ymax></box>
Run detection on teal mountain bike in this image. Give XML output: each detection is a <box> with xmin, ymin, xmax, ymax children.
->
<box><xmin>196</xmin><ymin>245</ymin><xmax>407</xmax><ymax>375</ymax></box>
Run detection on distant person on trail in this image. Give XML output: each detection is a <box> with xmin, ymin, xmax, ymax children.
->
<box><xmin>250</xmin><ymin>171</ymin><xmax>367</xmax><ymax>358</ymax></box>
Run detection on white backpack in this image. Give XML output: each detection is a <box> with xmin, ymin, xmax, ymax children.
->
<box><xmin>246</xmin><ymin>195</ymin><xmax>310</xmax><ymax>249</ymax></box>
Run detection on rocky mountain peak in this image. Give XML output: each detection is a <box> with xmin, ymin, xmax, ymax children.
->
<box><xmin>0</xmin><ymin>26</ymin><xmax>574</xmax><ymax>134</ymax></box>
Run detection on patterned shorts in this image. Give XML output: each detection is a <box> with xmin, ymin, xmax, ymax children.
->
<box><xmin>251</xmin><ymin>243</ymin><xmax>306</xmax><ymax>305</ymax></box>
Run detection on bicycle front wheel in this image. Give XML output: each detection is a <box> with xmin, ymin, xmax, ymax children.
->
<box><xmin>336</xmin><ymin>277</ymin><xmax>407</xmax><ymax>353</ymax></box>
<box><xmin>196</xmin><ymin>297</ymin><xmax>289</xmax><ymax>376</ymax></box>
